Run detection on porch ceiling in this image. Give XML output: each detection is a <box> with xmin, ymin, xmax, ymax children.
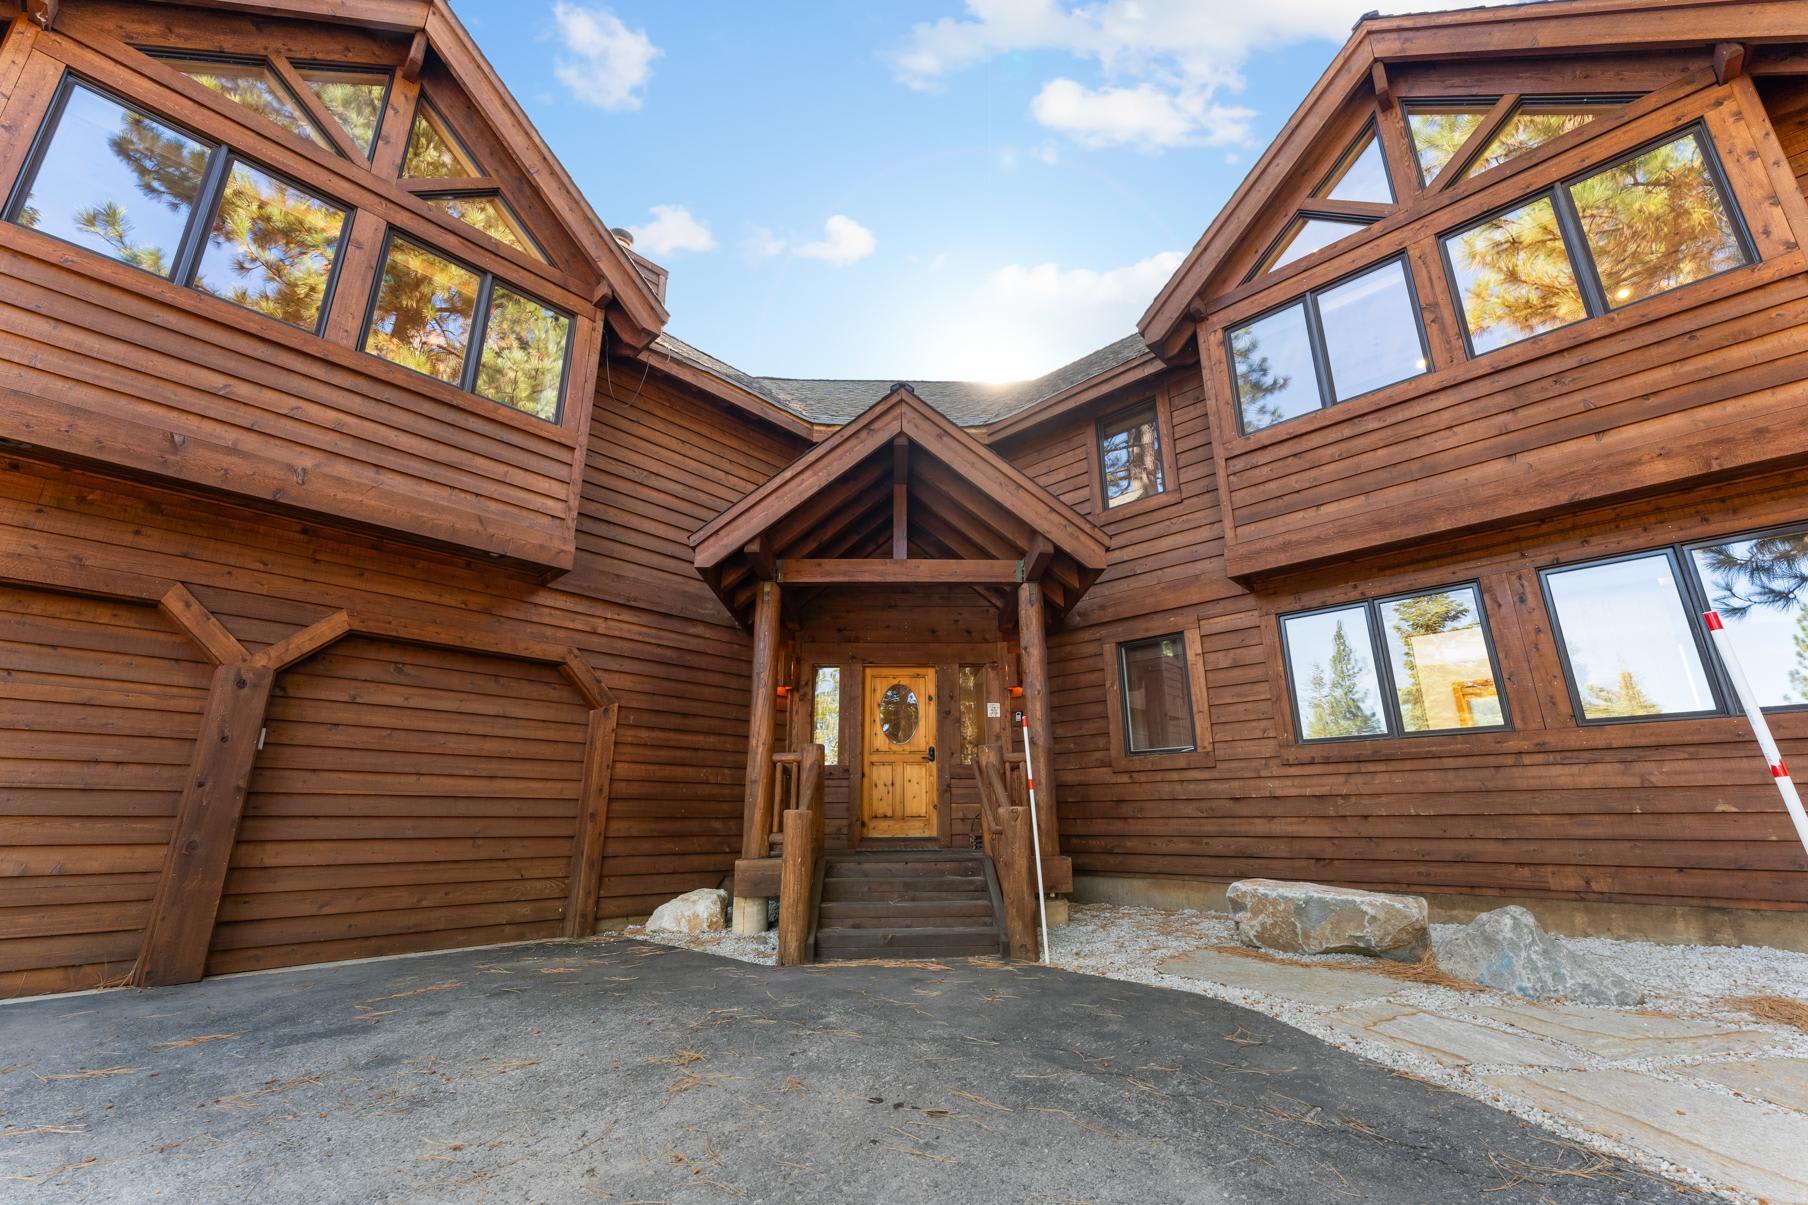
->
<box><xmin>690</xmin><ymin>386</ymin><xmax>1110</xmax><ymax>627</ymax></box>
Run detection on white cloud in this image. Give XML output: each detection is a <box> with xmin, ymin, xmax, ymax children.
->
<box><xmin>751</xmin><ymin>216</ymin><xmax>878</xmax><ymax>266</ymax></box>
<box><xmin>893</xmin><ymin>0</ymin><xmax>1506</xmax><ymax>151</ymax></box>
<box><xmin>794</xmin><ymin>215</ymin><xmax>878</xmax><ymax>266</ymax></box>
<box><xmin>551</xmin><ymin>3</ymin><xmax>659</xmax><ymax>111</ymax></box>
<box><xmin>1031</xmin><ymin>78</ymin><xmax>1250</xmax><ymax>151</ymax></box>
<box><xmin>986</xmin><ymin>250</ymin><xmax>1185</xmax><ymax>309</ymax></box>
<box><xmin>626</xmin><ymin>204</ymin><xmax>716</xmax><ymax>256</ymax></box>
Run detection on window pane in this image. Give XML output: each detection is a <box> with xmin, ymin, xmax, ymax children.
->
<box><xmin>154</xmin><ymin>55</ymin><xmax>330</xmax><ymax>150</ymax></box>
<box><xmin>1315</xmin><ymin>259</ymin><xmax>1427</xmax><ymax>401</ymax></box>
<box><xmin>1120</xmin><ymin>635</ymin><xmax>1195</xmax><ymax>753</ymax></box>
<box><xmin>958</xmin><ymin>664</ymin><xmax>984</xmax><ymax>764</ymax></box>
<box><xmin>1379</xmin><ymin>586</ymin><xmax>1504</xmax><ymax>732</ymax></box>
<box><xmin>1230</xmin><ymin>302</ymin><xmax>1320</xmax><ymax>432</ymax></box>
<box><xmin>1320</xmin><ymin>132</ymin><xmax>1392</xmax><ymax>203</ymax></box>
<box><xmin>363</xmin><ymin>237</ymin><xmax>480</xmax><ymax>385</ymax></box>
<box><xmin>10</xmin><ymin>83</ymin><xmax>211</xmax><ymax>278</ymax></box>
<box><xmin>812</xmin><ymin>667</ymin><xmax>840</xmax><ymax>765</ymax></box>
<box><xmin>297</xmin><ymin>64</ymin><xmax>389</xmax><ymax>158</ymax></box>
<box><xmin>1568</xmin><ymin>132</ymin><xmax>1748</xmax><ymax>309</ymax></box>
<box><xmin>1545</xmin><ymin>554</ymin><xmax>1716</xmax><ymax>719</ymax></box>
<box><xmin>192</xmin><ymin>160</ymin><xmax>346</xmax><ymax>330</ymax></box>
<box><xmin>1689</xmin><ymin>527</ymin><xmax>1808</xmax><ymax>708</ymax></box>
<box><xmin>1284</xmin><ymin>607</ymin><xmax>1387</xmax><ymax>739</ymax></box>
<box><xmin>422</xmin><ymin>193</ymin><xmax>545</xmax><ymax>262</ymax></box>
<box><xmin>1464</xmin><ymin>100</ymin><xmax>1622</xmax><ymax>179</ymax></box>
<box><xmin>403</xmin><ymin>103</ymin><xmax>480</xmax><ymax>178</ymax></box>
<box><xmin>1264</xmin><ymin>216</ymin><xmax>1366</xmax><ymax>273</ymax></box>
<box><xmin>1407</xmin><ymin>104</ymin><xmax>1493</xmax><ymax>185</ymax></box>
<box><xmin>475</xmin><ymin>285</ymin><xmax>571</xmax><ymax>420</ymax></box>
<box><xmin>1443</xmin><ymin>196</ymin><xmax>1587</xmax><ymax>354</ymax></box>
<box><xmin>1099</xmin><ymin>403</ymin><xmax>1163</xmax><ymax>508</ymax></box>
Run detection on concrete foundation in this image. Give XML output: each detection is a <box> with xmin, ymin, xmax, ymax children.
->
<box><xmin>732</xmin><ymin>895</ymin><xmax>769</xmax><ymax>935</ymax></box>
<box><xmin>1071</xmin><ymin>874</ymin><xmax>1808</xmax><ymax>953</ymax></box>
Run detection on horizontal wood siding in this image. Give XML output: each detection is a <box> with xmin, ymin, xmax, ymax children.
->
<box><xmin>996</xmin><ymin>365</ymin><xmax>1808</xmax><ymax>914</ymax></box>
<box><xmin>208</xmin><ymin>636</ymin><xmax>588</xmax><ymax>974</ymax></box>
<box><xmin>0</xmin><ymin>587</ymin><xmax>212</xmax><ymax>995</ymax></box>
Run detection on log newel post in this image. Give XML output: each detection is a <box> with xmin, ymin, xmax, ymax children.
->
<box><xmin>735</xmin><ymin>580</ymin><xmax>782</xmax><ymax>933</ymax></box>
<box><xmin>1016</xmin><ymin>580</ymin><xmax>1058</xmax><ymax>858</ymax></box>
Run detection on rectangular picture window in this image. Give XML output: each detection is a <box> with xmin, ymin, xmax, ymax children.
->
<box><xmin>812</xmin><ymin>666</ymin><xmax>841</xmax><ymax>765</ymax></box>
<box><xmin>7</xmin><ymin>80</ymin><xmax>213</xmax><ymax>278</ymax></box>
<box><xmin>1377</xmin><ymin>585</ymin><xmax>1506</xmax><ymax>732</ymax></box>
<box><xmin>1227</xmin><ymin>256</ymin><xmax>1428</xmax><ymax>434</ymax></box>
<box><xmin>1118</xmin><ymin>635</ymin><xmax>1197</xmax><ymax>754</ymax></box>
<box><xmin>362</xmin><ymin>235</ymin><xmax>573</xmax><ymax>419</ymax></box>
<box><xmin>1567</xmin><ymin>131</ymin><xmax>1748</xmax><ymax>309</ymax></box>
<box><xmin>192</xmin><ymin>159</ymin><xmax>348</xmax><ymax>331</ymax></box>
<box><xmin>1687</xmin><ymin>525</ymin><xmax>1808</xmax><ymax>710</ymax></box>
<box><xmin>1543</xmin><ymin>552</ymin><xmax>1719</xmax><ymax>721</ymax></box>
<box><xmin>1098</xmin><ymin>401</ymin><xmax>1164</xmax><ymax>509</ymax></box>
<box><xmin>1282</xmin><ymin>605</ymin><xmax>1388</xmax><ymax>740</ymax></box>
<box><xmin>1443</xmin><ymin>196</ymin><xmax>1588</xmax><ymax>355</ymax></box>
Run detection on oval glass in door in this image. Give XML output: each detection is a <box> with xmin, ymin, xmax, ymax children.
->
<box><xmin>878</xmin><ymin>683</ymin><xmax>918</xmax><ymax>744</ymax></box>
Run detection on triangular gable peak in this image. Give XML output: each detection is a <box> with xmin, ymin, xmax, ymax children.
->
<box><xmin>1140</xmin><ymin>0</ymin><xmax>1798</xmax><ymax>357</ymax></box>
<box><xmin>114</xmin><ymin>0</ymin><xmax>666</xmax><ymax>347</ymax></box>
<box><xmin>691</xmin><ymin>386</ymin><xmax>1110</xmax><ymax>627</ymax></box>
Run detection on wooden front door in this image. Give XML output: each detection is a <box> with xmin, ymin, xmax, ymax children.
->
<box><xmin>861</xmin><ymin>667</ymin><xmax>938</xmax><ymax>838</ymax></box>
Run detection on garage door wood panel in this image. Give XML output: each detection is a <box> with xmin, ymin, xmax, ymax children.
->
<box><xmin>0</xmin><ymin>587</ymin><xmax>212</xmax><ymax>997</ymax></box>
<box><xmin>207</xmin><ymin>636</ymin><xmax>589</xmax><ymax>975</ymax></box>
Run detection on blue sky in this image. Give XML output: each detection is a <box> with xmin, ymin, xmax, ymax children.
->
<box><xmin>457</xmin><ymin>1</ymin><xmax>1460</xmax><ymax>381</ymax></box>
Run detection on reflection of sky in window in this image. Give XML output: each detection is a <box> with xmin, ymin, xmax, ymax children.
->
<box><xmin>1283</xmin><ymin>605</ymin><xmax>1384</xmax><ymax>721</ymax></box>
<box><xmin>1231</xmin><ymin>302</ymin><xmax>1319</xmax><ymax>432</ymax></box>
<box><xmin>1547</xmin><ymin>555</ymin><xmax>1714</xmax><ymax>714</ymax></box>
<box><xmin>18</xmin><ymin>85</ymin><xmax>209</xmax><ymax>277</ymax></box>
<box><xmin>1268</xmin><ymin>217</ymin><xmax>1364</xmax><ymax>272</ymax></box>
<box><xmin>1322</xmin><ymin>135</ymin><xmax>1392</xmax><ymax>204</ymax></box>
<box><xmin>192</xmin><ymin>161</ymin><xmax>345</xmax><ymax>329</ymax></box>
<box><xmin>1317</xmin><ymin>261</ymin><xmax>1426</xmax><ymax>401</ymax></box>
<box><xmin>1690</xmin><ymin>540</ymin><xmax>1808</xmax><ymax>707</ymax></box>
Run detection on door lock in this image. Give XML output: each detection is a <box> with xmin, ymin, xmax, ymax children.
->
<box><xmin>925</xmin><ymin>745</ymin><xmax>936</xmax><ymax>763</ymax></box>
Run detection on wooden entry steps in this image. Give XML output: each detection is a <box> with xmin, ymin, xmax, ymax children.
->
<box><xmin>810</xmin><ymin>850</ymin><xmax>1006</xmax><ymax>962</ymax></box>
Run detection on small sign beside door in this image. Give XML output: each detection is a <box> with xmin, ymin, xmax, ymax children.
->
<box><xmin>986</xmin><ymin>702</ymin><xmax>1001</xmax><ymax>718</ymax></box>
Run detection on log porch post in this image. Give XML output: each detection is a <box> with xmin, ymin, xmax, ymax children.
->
<box><xmin>734</xmin><ymin>578</ymin><xmax>782</xmax><ymax>933</ymax></box>
<box><xmin>1016</xmin><ymin>580</ymin><xmax>1059</xmax><ymax>858</ymax></box>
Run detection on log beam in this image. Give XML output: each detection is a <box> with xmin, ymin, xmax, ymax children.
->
<box><xmin>1714</xmin><ymin>41</ymin><xmax>1748</xmax><ymax>84</ymax></box>
<box><xmin>777</xmin><ymin>558</ymin><xmax>1021</xmax><ymax>585</ymax></box>
<box><xmin>740</xmin><ymin>580</ymin><xmax>782</xmax><ymax>862</ymax></box>
<box><xmin>563</xmin><ymin>701</ymin><xmax>619</xmax><ymax>937</ymax></box>
<box><xmin>892</xmin><ymin>436</ymin><xmax>908</xmax><ymax>559</ymax></box>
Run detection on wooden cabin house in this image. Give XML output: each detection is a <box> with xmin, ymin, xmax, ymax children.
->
<box><xmin>3</xmin><ymin>0</ymin><xmax>1808</xmax><ymax>997</ymax></box>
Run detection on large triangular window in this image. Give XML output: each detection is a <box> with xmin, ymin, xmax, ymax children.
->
<box><xmin>420</xmin><ymin>192</ymin><xmax>547</xmax><ymax>263</ymax></box>
<box><xmin>149</xmin><ymin>52</ymin><xmax>333</xmax><ymax>152</ymax></box>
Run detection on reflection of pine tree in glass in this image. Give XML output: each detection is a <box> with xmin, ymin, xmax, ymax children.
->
<box><xmin>1304</xmin><ymin>621</ymin><xmax>1381</xmax><ymax>738</ymax></box>
<box><xmin>374</xmin><ymin>245</ymin><xmax>476</xmax><ymax>383</ymax></box>
<box><xmin>812</xmin><ymin>686</ymin><xmax>839</xmax><ymax>765</ymax></box>
<box><xmin>1696</xmin><ymin>532</ymin><xmax>1808</xmax><ymax>619</ymax></box>
<box><xmin>1455</xmin><ymin>197</ymin><xmax>1585</xmax><ymax>341</ymax></box>
<box><xmin>476</xmin><ymin>290</ymin><xmax>568</xmax><ymax>418</ymax></box>
<box><xmin>1389</xmin><ymin>591</ymin><xmax>1469</xmax><ymax>730</ymax></box>
<box><xmin>1230</xmin><ymin>325</ymin><xmax>1292</xmax><ymax>429</ymax></box>
<box><xmin>199</xmin><ymin>166</ymin><xmax>343</xmax><ymax>327</ymax></box>
<box><xmin>1571</xmin><ymin>136</ymin><xmax>1743</xmax><ymax>303</ymax></box>
<box><xmin>1410</xmin><ymin>110</ymin><xmax>1486</xmax><ymax>180</ymax></box>
<box><xmin>1789</xmin><ymin>607</ymin><xmax>1808</xmax><ymax>706</ymax></box>
<box><xmin>1582</xmin><ymin>668</ymin><xmax>1661</xmax><ymax>718</ymax></box>
<box><xmin>77</xmin><ymin>114</ymin><xmax>210</xmax><ymax>275</ymax></box>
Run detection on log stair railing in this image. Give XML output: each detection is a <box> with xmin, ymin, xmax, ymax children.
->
<box><xmin>776</xmin><ymin>744</ymin><xmax>826</xmax><ymax>965</ymax></box>
<box><xmin>975</xmin><ymin>744</ymin><xmax>1040</xmax><ymax>961</ymax></box>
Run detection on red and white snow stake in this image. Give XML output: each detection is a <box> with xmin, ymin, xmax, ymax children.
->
<box><xmin>1705</xmin><ymin>610</ymin><xmax>1808</xmax><ymax>859</ymax></box>
<box><xmin>1019</xmin><ymin>714</ymin><xmax>1051</xmax><ymax>963</ymax></box>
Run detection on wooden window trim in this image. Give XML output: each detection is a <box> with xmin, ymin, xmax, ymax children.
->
<box><xmin>1101</xmin><ymin>614</ymin><xmax>1214</xmax><ymax>772</ymax></box>
<box><xmin>1085</xmin><ymin>385</ymin><xmax>1181</xmax><ymax>522</ymax></box>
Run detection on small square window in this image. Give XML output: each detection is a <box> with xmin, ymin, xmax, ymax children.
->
<box><xmin>363</xmin><ymin>235</ymin><xmax>481</xmax><ymax>385</ymax></box>
<box><xmin>1314</xmin><ymin>259</ymin><xmax>1427</xmax><ymax>402</ymax></box>
<box><xmin>1119</xmin><ymin>635</ymin><xmax>1197</xmax><ymax>754</ymax></box>
<box><xmin>1229</xmin><ymin>301</ymin><xmax>1320</xmax><ymax>433</ymax></box>
<box><xmin>1098</xmin><ymin>402</ymin><xmax>1165</xmax><ymax>509</ymax></box>
<box><xmin>476</xmin><ymin>284</ymin><xmax>572</xmax><ymax>421</ymax></box>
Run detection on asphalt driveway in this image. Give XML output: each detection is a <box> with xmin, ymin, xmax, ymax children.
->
<box><xmin>0</xmin><ymin>939</ymin><xmax>1688</xmax><ymax>1203</ymax></box>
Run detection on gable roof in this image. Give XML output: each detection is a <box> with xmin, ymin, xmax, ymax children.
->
<box><xmin>150</xmin><ymin>0</ymin><xmax>668</xmax><ymax>348</ymax></box>
<box><xmin>1137</xmin><ymin>0</ymin><xmax>1808</xmax><ymax>356</ymax></box>
<box><xmin>651</xmin><ymin>332</ymin><xmax>1155</xmax><ymax>433</ymax></box>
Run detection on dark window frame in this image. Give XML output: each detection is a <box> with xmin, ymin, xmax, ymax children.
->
<box><xmin>287</xmin><ymin>58</ymin><xmax>396</xmax><ymax>159</ymax></box>
<box><xmin>1095</xmin><ymin>398</ymin><xmax>1167</xmax><ymax>511</ymax></box>
<box><xmin>1117</xmin><ymin>633</ymin><xmax>1198</xmax><ymax>755</ymax></box>
<box><xmin>1</xmin><ymin>73</ymin><xmax>353</xmax><ymax>336</ymax></box>
<box><xmin>1401</xmin><ymin>96</ymin><xmax>1499</xmax><ymax>185</ymax></box>
<box><xmin>1451</xmin><ymin>93</ymin><xmax>1640</xmax><ymax>182</ymax></box>
<box><xmin>136</xmin><ymin>47</ymin><xmax>339</xmax><ymax>157</ymax></box>
<box><xmin>1225</xmin><ymin>253</ymin><xmax>1432</xmax><ymax>435</ymax></box>
<box><xmin>416</xmin><ymin>187</ymin><xmax>551</xmax><ymax>265</ymax></box>
<box><xmin>1541</xmin><ymin>522</ymin><xmax>1808</xmax><ymax>726</ymax></box>
<box><xmin>1438</xmin><ymin>122</ymin><xmax>1757</xmax><ymax>360</ymax></box>
<box><xmin>359</xmin><ymin>227</ymin><xmax>576</xmax><ymax>422</ymax></box>
<box><xmin>1311</xmin><ymin>120</ymin><xmax>1396</xmax><ymax>204</ymax></box>
<box><xmin>1278</xmin><ymin>581</ymin><xmax>1513</xmax><ymax>744</ymax></box>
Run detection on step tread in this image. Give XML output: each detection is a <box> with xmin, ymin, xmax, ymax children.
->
<box><xmin>820</xmin><ymin>899</ymin><xmax>993</xmax><ymax>917</ymax></box>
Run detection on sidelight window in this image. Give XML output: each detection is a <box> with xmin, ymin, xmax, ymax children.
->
<box><xmin>812</xmin><ymin>667</ymin><xmax>841</xmax><ymax>764</ymax></box>
<box><xmin>4</xmin><ymin>77</ymin><xmax>349</xmax><ymax>332</ymax></box>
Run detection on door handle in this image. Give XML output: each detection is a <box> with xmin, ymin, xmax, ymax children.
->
<box><xmin>925</xmin><ymin>745</ymin><xmax>936</xmax><ymax>763</ymax></box>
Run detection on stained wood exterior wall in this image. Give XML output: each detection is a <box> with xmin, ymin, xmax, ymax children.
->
<box><xmin>0</xmin><ymin>356</ymin><xmax>805</xmax><ymax>996</ymax></box>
